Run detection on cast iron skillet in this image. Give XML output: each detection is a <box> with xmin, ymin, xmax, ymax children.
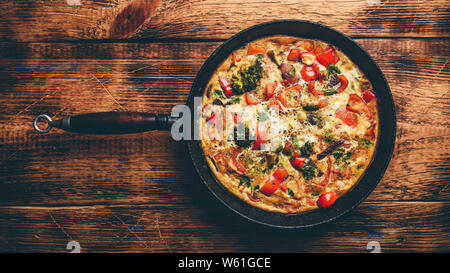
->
<box><xmin>33</xmin><ymin>20</ymin><xmax>396</xmax><ymax>228</ymax></box>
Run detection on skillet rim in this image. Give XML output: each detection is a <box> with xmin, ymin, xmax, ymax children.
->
<box><xmin>186</xmin><ymin>19</ymin><xmax>396</xmax><ymax>228</ymax></box>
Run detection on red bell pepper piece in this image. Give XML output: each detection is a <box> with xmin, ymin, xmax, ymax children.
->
<box><xmin>317</xmin><ymin>191</ymin><xmax>338</xmax><ymax>208</ymax></box>
<box><xmin>335</xmin><ymin>106</ymin><xmax>358</xmax><ymax>127</ymax></box>
<box><xmin>277</xmin><ymin>84</ymin><xmax>301</xmax><ymax>108</ymax></box>
<box><xmin>317</xmin><ymin>157</ymin><xmax>332</xmax><ymax>186</ymax></box>
<box><xmin>219</xmin><ymin>77</ymin><xmax>233</xmax><ymax>97</ymax></box>
<box><xmin>362</xmin><ymin>89</ymin><xmax>376</xmax><ymax>102</ymax></box>
<box><xmin>259</xmin><ymin>175</ymin><xmax>281</xmax><ymax>196</ymax></box>
<box><xmin>337</xmin><ymin>74</ymin><xmax>348</xmax><ymax>93</ymax></box>
<box><xmin>290</xmin><ymin>157</ymin><xmax>306</xmax><ymax>169</ymax></box>
<box><xmin>346</xmin><ymin>93</ymin><xmax>372</xmax><ymax>118</ymax></box>
<box><xmin>317</xmin><ymin>47</ymin><xmax>340</xmax><ymax>67</ymax></box>
<box><xmin>273</xmin><ymin>167</ymin><xmax>288</xmax><ymax>181</ymax></box>
<box><xmin>245</xmin><ymin>92</ymin><xmax>261</xmax><ymax>105</ymax></box>
<box><xmin>287</xmin><ymin>48</ymin><xmax>301</xmax><ymax>62</ymax></box>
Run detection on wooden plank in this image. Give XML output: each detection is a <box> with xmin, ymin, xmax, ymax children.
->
<box><xmin>0</xmin><ymin>39</ymin><xmax>448</xmax><ymax>206</ymax></box>
<box><xmin>0</xmin><ymin>0</ymin><xmax>448</xmax><ymax>42</ymax></box>
<box><xmin>0</xmin><ymin>202</ymin><xmax>448</xmax><ymax>252</ymax></box>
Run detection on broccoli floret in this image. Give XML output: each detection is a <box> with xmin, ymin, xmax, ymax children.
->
<box><xmin>300</xmin><ymin>141</ymin><xmax>315</xmax><ymax>158</ymax></box>
<box><xmin>231</xmin><ymin>59</ymin><xmax>264</xmax><ymax>94</ymax></box>
<box><xmin>301</xmin><ymin>160</ymin><xmax>316</xmax><ymax>181</ymax></box>
<box><xmin>233</xmin><ymin>124</ymin><xmax>253</xmax><ymax>148</ymax></box>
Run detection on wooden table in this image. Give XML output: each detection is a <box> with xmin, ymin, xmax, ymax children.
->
<box><xmin>0</xmin><ymin>0</ymin><xmax>448</xmax><ymax>253</ymax></box>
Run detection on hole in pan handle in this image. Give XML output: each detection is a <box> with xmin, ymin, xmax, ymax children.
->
<box><xmin>33</xmin><ymin>112</ymin><xmax>177</xmax><ymax>134</ymax></box>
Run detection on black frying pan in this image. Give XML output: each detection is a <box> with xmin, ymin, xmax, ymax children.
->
<box><xmin>33</xmin><ymin>20</ymin><xmax>396</xmax><ymax>228</ymax></box>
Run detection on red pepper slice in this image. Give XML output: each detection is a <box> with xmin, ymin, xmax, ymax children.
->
<box><xmin>362</xmin><ymin>89</ymin><xmax>376</xmax><ymax>103</ymax></box>
<box><xmin>290</xmin><ymin>157</ymin><xmax>306</xmax><ymax>169</ymax></box>
<box><xmin>308</xmin><ymin>80</ymin><xmax>324</xmax><ymax>96</ymax></box>
<box><xmin>317</xmin><ymin>47</ymin><xmax>340</xmax><ymax>67</ymax></box>
<box><xmin>245</xmin><ymin>92</ymin><xmax>261</xmax><ymax>105</ymax></box>
<box><xmin>233</xmin><ymin>113</ymin><xmax>242</xmax><ymax>124</ymax></box>
<box><xmin>287</xmin><ymin>48</ymin><xmax>301</xmax><ymax>62</ymax></box>
<box><xmin>206</xmin><ymin>112</ymin><xmax>217</xmax><ymax>124</ymax></box>
<box><xmin>260</xmin><ymin>175</ymin><xmax>281</xmax><ymax>196</ymax></box>
<box><xmin>277</xmin><ymin>84</ymin><xmax>301</xmax><ymax>108</ymax></box>
<box><xmin>337</xmin><ymin>74</ymin><xmax>348</xmax><ymax>93</ymax></box>
<box><xmin>335</xmin><ymin>106</ymin><xmax>358</xmax><ymax>127</ymax></box>
<box><xmin>219</xmin><ymin>77</ymin><xmax>233</xmax><ymax>97</ymax></box>
<box><xmin>346</xmin><ymin>93</ymin><xmax>372</xmax><ymax>118</ymax></box>
<box><xmin>317</xmin><ymin>157</ymin><xmax>332</xmax><ymax>186</ymax></box>
<box><xmin>316</xmin><ymin>191</ymin><xmax>338</xmax><ymax>208</ymax></box>
<box><xmin>273</xmin><ymin>167</ymin><xmax>288</xmax><ymax>181</ymax></box>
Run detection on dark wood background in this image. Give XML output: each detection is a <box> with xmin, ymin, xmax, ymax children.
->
<box><xmin>0</xmin><ymin>0</ymin><xmax>448</xmax><ymax>253</ymax></box>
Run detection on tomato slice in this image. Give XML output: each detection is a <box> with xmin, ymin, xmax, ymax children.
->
<box><xmin>247</xmin><ymin>43</ymin><xmax>266</xmax><ymax>55</ymax></box>
<box><xmin>337</xmin><ymin>75</ymin><xmax>348</xmax><ymax>93</ymax></box>
<box><xmin>362</xmin><ymin>89</ymin><xmax>376</xmax><ymax>102</ymax></box>
<box><xmin>245</xmin><ymin>93</ymin><xmax>261</xmax><ymax>105</ymax></box>
<box><xmin>346</xmin><ymin>93</ymin><xmax>372</xmax><ymax>118</ymax></box>
<box><xmin>335</xmin><ymin>106</ymin><xmax>358</xmax><ymax>127</ymax></box>
<box><xmin>260</xmin><ymin>175</ymin><xmax>281</xmax><ymax>196</ymax></box>
<box><xmin>219</xmin><ymin>77</ymin><xmax>233</xmax><ymax>97</ymax></box>
<box><xmin>317</xmin><ymin>47</ymin><xmax>340</xmax><ymax>67</ymax></box>
<box><xmin>287</xmin><ymin>48</ymin><xmax>301</xmax><ymax>62</ymax></box>
<box><xmin>265</xmin><ymin>82</ymin><xmax>277</xmax><ymax>99</ymax></box>
<box><xmin>316</xmin><ymin>191</ymin><xmax>338</xmax><ymax>208</ymax></box>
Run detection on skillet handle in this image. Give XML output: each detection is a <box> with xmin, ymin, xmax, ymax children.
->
<box><xmin>33</xmin><ymin>112</ymin><xmax>176</xmax><ymax>134</ymax></box>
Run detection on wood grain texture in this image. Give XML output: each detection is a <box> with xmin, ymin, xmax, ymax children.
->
<box><xmin>0</xmin><ymin>202</ymin><xmax>448</xmax><ymax>252</ymax></box>
<box><xmin>0</xmin><ymin>0</ymin><xmax>448</xmax><ymax>42</ymax></box>
<box><xmin>0</xmin><ymin>39</ymin><xmax>448</xmax><ymax>207</ymax></box>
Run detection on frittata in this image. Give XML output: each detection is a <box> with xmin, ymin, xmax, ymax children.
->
<box><xmin>200</xmin><ymin>35</ymin><xmax>378</xmax><ymax>213</ymax></box>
